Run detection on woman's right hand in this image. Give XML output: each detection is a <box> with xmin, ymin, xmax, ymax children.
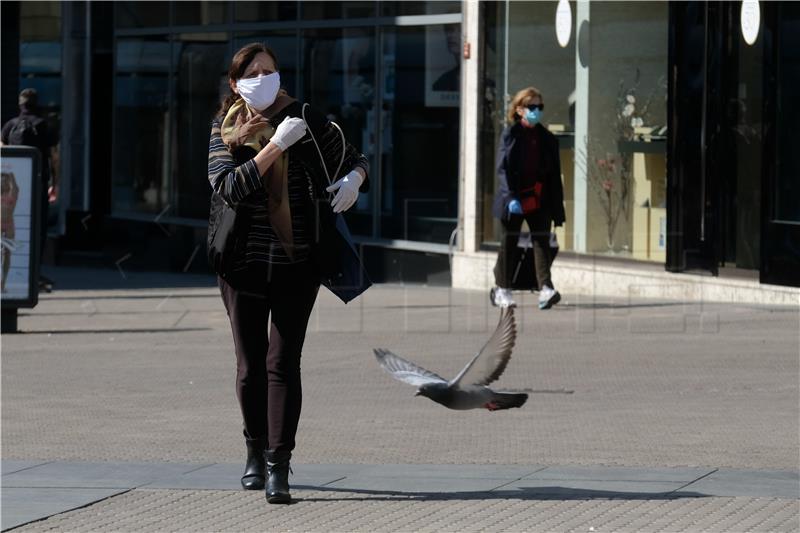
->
<box><xmin>232</xmin><ymin>113</ymin><xmax>270</xmax><ymax>147</ymax></box>
<box><xmin>270</xmin><ymin>116</ymin><xmax>307</xmax><ymax>152</ymax></box>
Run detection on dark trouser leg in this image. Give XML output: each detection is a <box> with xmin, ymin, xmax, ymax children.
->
<box><xmin>495</xmin><ymin>214</ymin><xmax>525</xmax><ymax>289</ymax></box>
<box><xmin>40</xmin><ymin>191</ymin><xmax>48</xmax><ymax>263</ymax></box>
<box><xmin>264</xmin><ymin>261</ymin><xmax>319</xmax><ymax>453</ymax></box>
<box><xmin>2</xmin><ymin>247</ymin><xmax>10</xmax><ymax>290</ymax></box>
<box><xmin>218</xmin><ymin>274</ymin><xmax>269</xmax><ymax>442</ymax></box>
<box><xmin>526</xmin><ymin>212</ymin><xmax>553</xmax><ymax>290</ymax></box>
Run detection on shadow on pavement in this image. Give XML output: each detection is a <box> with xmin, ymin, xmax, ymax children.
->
<box><xmin>41</xmin><ymin>266</ymin><xmax>217</xmax><ymax>291</ymax></box>
<box><xmin>291</xmin><ymin>485</ymin><xmax>708</xmax><ymax>503</ymax></box>
<box><xmin>555</xmin><ymin>302</ymin><xmax>687</xmax><ymax>311</ymax></box>
<box><xmin>13</xmin><ymin>327</ymin><xmax>212</xmax><ymax>335</ymax></box>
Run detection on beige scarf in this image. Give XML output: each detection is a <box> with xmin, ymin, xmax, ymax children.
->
<box><xmin>221</xmin><ymin>94</ymin><xmax>297</xmax><ymax>260</ymax></box>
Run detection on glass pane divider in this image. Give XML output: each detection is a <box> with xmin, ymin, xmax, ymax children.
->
<box><xmin>114</xmin><ymin>15</ymin><xmax>463</xmax><ymax>38</ymax></box>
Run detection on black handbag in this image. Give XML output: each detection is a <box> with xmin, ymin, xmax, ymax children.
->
<box><xmin>308</xmin><ymin>200</ymin><xmax>371</xmax><ymax>303</ymax></box>
<box><xmin>207</xmin><ymin>192</ymin><xmax>240</xmax><ymax>278</ymax></box>
<box><xmin>301</xmin><ymin>103</ymin><xmax>372</xmax><ymax>304</ymax></box>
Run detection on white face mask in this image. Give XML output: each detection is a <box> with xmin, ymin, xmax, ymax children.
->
<box><xmin>236</xmin><ymin>72</ymin><xmax>281</xmax><ymax>112</ymax></box>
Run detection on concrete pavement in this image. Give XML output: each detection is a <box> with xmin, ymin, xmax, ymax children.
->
<box><xmin>1</xmin><ymin>265</ymin><xmax>798</xmax><ymax>531</ymax></box>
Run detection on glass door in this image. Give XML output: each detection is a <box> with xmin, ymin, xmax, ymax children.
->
<box><xmin>761</xmin><ymin>1</ymin><xmax>800</xmax><ymax>286</ymax></box>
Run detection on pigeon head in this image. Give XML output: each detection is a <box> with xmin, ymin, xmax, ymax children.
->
<box><xmin>415</xmin><ymin>382</ymin><xmax>449</xmax><ymax>403</ymax></box>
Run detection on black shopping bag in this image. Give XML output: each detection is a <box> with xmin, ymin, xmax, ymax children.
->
<box><xmin>494</xmin><ymin>232</ymin><xmax>559</xmax><ymax>291</ymax></box>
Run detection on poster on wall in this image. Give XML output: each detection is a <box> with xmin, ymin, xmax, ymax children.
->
<box><xmin>425</xmin><ymin>24</ymin><xmax>461</xmax><ymax>107</ymax></box>
<box><xmin>1</xmin><ymin>146</ymin><xmax>41</xmax><ymax>308</ymax></box>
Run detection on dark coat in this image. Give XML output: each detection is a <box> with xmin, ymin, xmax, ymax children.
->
<box><xmin>492</xmin><ymin>122</ymin><xmax>566</xmax><ymax>225</ymax></box>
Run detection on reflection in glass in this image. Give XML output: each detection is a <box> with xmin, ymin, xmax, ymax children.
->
<box><xmin>234</xmin><ymin>1</ymin><xmax>297</xmax><ymax>23</ymax></box>
<box><xmin>172</xmin><ymin>35</ymin><xmax>228</xmax><ymax>218</ymax></box>
<box><xmin>301</xmin><ymin>2</ymin><xmax>375</xmax><ymax>20</ymax></box>
<box><xmin>115</xmin><ymin>1</ymin><xmax>170</xmax><ymax>28</ymax></box>
<box><xmin>174</xmin><ymin>1</ymin><xmax>228</xmax><ymax>26</ymax></box>
<box><xmin>776</xmin><ymin>3</ymin><xmax>800</xmax><ymax>223</ymax></box>
<box><xmin>19</xmin><ymin>1</ymin><xmax>62</xmax><ymax>231</ymax></box>
<box><xmin>113</xmin><ymin>37</ymin><xmax>171</xmax><ymax>214</ymax></box>
<box><xmin>380</xmin><ymin>25</ymin><xmax>460</xmax><ymax>243</ymax></box>
<box><xmin>381</xmin><ymin>1</ymin><xmax>460</xmax><ymax>17</ymax></box>
<box><xmin>586</xmin><ymin>1</ymin><xmax>668</xmax><ymax>260</ymax></box>
<box><xmin>302</xmin><ymin>28</ymin><xmax>376</xmax><ymax>237</ymax></box>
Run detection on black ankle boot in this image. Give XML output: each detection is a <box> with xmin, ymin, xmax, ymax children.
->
<box><xmin>265</xmin><ymin>450</ymin><xmax>292</xmax><ymax>504</ymax></box>
<box><xmin>241</xmin><ymin>439</ymin><xmax>266</xmax><ymax>490</ymax></box>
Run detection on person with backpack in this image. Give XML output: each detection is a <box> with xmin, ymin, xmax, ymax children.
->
<box><xmin>491</xmin><ymin>86</ymin><xmax>566</xmax><ymax>310</ymax></box>
<box><xmin>1</xmin><ymin>88</ymin><xmax>58</xmax><ymax>291</ymax></box>
<box><xmin>208</xmin><ymin>43</ymin><xmax>369</xmax><ymax>504</ymax></box>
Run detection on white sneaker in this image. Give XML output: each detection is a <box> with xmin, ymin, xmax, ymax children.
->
<box><xmin>538</xmin><ymin>286</ymin><xmax>561</xmax><ymax>310</ymax></box>
<box><xmin>492</xmin><ymin>287</ymin><xmax>517</xmax><ymax>308</ymax></box>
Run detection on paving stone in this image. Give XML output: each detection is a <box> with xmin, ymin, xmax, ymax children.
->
<box><xmin>523</xmin><ymin>465</ymin><xmax>714</xmax><ymax>483</ymax></box>
<box><xmin>1</xmin><ymin>487</ymin><xmax>126</xmax><ymax>531</ymax></box>
<box><xmin>141</xmin><ymin>463</ymin><xmax>351</xmax><ymax>490</ymax></box>
<box><xmin>9</xmin><ymin>489</ymin><xmax>799</xmax><ymax>533</ymax></box>
<box><xmin>676</xmin><ymin>468</ymin><xmax>800</xmax><ymax>499</ymax></box>
<box><xmin>2</xmin><ymin>268</ymin><xmax>798</xmax><ymax>531</ymax></box>
<box><xmin>1</xmin><ymin>460</ymin><xmax>48</xmax><ymax>475</ymax></box>
<box><xmin>1</xmin><ymin>461</ymin><xmax>207</xmax><ymax>489</ymax></box>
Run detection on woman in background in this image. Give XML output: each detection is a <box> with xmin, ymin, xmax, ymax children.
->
<box><xmin>492</xmin><ymin>87</ymin><xmax>566</xmax><ymax>310</ymax></box>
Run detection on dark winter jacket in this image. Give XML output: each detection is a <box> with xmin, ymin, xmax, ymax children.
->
<box><xmin>492</xmin><ymin>122</ymin><xmax>566</xmax><ymax>225</ymax></box>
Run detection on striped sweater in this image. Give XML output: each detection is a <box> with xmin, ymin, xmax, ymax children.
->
<box><xmin>207</xmin><ymin>105</ymin><xmax>369</xmax><ymax>268</ymax></box>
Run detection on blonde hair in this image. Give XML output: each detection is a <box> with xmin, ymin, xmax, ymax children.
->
<box><xmin>507</xmin><ymin>87</ymin><xmax>542</xmax><ymax>124</ymax></box>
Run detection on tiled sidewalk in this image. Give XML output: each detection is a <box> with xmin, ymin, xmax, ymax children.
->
<box><xmin>3</xmin><ymin>460</ymin><xmax>798</xmax><ymax>531</ymax></box>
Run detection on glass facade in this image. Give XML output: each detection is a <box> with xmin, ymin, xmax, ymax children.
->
<box><xmin>18</xmin><ymin>1</ymin><xmax>62</xmax><ymax>231</ymax></box>
<box><xmin>8</xmin><ymin>0</ymin><xmax>793</xmax><ymax>283</ymax></box>
<box><xmin>480</xmin><ymin>0</ymin><xmax>669</xmax><ymax>262</ymax></box>
<box><xmin>110</xmin><ymin>0</ymin><xmax>461</xmax><ymax>245</ymax></box>
<box><xmin>380</xmin><ymin>24</ymin><xmax>460</xmax><ymax>242</ymax></box>
<box><xmin>586</xmin><ymin>2</ymin><xmax>668</xmax><ymax>261</ymax></box>
<box><xmin>113</xmin><ymin>36</ymin><xmax>172</xmax><ymax>215</ymax></box>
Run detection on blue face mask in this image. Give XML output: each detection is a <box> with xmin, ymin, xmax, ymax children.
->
<box><xmin>525</xmin><ymin>108</ymin><xmax>542</xmax><ymax>125</ymax></box>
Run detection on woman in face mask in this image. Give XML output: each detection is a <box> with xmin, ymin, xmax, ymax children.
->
<box><xmin>491</xmin><ymin>87</ymin><xmax>566</xmax><ymax>310</ymax></box>
<box><xmin>208</xmin><ymin>43</ymin><xmax>370</xmax><ymax>504</ymax></box>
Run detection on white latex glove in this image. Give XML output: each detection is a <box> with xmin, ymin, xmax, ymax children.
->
<box><xmin>270</xmin><ymin>116</ymin><xmax>307</xmax><ymax>152</ymax></box>
<box><xmin>325</xmin><ymin>170</ymin><xmax>363</xmax><ymax>213</ymax></box>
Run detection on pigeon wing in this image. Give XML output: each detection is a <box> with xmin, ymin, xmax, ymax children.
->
<box><xmin>450</xmin><ymin>307</ymin><xmax>517</xmax><ymax>387</ymax></box>
<box><xmin>373</xmin><ymin>348</ymin><xmax>448</xmax><ymax>387</ymax></box>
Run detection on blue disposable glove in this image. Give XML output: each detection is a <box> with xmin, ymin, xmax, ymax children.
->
<box><xmin>507</xmin><ymin>199</ymin><xmax>523</xmax><ymax>215</ymax></box>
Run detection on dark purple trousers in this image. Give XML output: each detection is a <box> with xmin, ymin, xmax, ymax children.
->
<box><xmin>218</xmin><ymin>261</ymin><xmax>319</xmax><ymax>452</ymax></box>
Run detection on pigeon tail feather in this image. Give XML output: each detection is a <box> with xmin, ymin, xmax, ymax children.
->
<box><xmin>484</xmin><ymin>392</ymin><xmax>528</xmax><ymax>411</ymax></box>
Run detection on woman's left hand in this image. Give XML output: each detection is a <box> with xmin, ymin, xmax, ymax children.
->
<box><xmin>326</xmin><ymin>170</ymin><xmax>363</xmax><ymax>213</ymax></box>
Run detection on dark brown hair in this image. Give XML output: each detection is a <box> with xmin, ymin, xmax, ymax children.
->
<box><xmin>217</xmin><ymin>42</ymin><xmax>280</xmax><ymax>118</ymax></box>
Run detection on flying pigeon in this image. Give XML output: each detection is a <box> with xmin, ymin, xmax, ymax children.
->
<box><xmin>373</xmin><ymin>308</ymin><xmax>527</xmax><ymax>411</ymax></box>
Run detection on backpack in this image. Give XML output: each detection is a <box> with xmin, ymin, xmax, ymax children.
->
<box><xmin>7</xmin><ymin>116</ymin><xmax>40</xmax><ymax>147</ymax></box>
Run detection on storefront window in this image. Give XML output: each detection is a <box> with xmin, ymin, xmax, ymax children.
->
<box><xmin>301</xmin><ymin>27</ymin><xmax>377</xmax><ymax>237</ymax></box>
<box><xmin>108</xmin><ymin>3</ymin><xmax>462</xmax><ymax>248</ymax></box>
<box><xmin>115</xmin><ymin>1</ymin><xmax>171</xmax><ymax>28</ymax></box>
<box><xmin>775</xmin><ymin>2</ymin><xmax>800</xmax><ymax>223</ymax></box>
<box><xmin>480</xmin><ymin>1</ymin><xmax>576</xmax><ymax>249</ymax></box>
<box><xmin>585</xmin><ymin>2</ymin><xmax>668</xmax><ymax>260</ymax></box>
<box><xmin>379</xmin><ymin>24</ymin><xmax>460</xmax><ymax>243</ymax></box>
<box><xmin>112</xmin><ymin>37</ymin><xmax>171</xmax><ymax>214</ymax></box>
<box><xmin>19</xmin><ymin>1</ymin><xmax>61</xmax><ymax>230</ymax></box>
<box><xmin>301</xmin><ymin>2</ymin><xmax>376</xmax><ymax>20</ymax></box>
<box><xmin>174</xmin><ymin>2</ymin><xmax>229</xmax><ymax>26</ymax></box>
<box><xmin>381</xmin><ymin>1</ymin><xmax>460</xmax><ymax>17</ymax></box>
<box><xmin>172</xmin><ymin>33</ymin><xmax>228</xmax><ymax>219</ymax></box>
<box><xmin>234</xmin><ymin>1</ymin><xmax>297</xmax><ymax>23</ymax></box>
